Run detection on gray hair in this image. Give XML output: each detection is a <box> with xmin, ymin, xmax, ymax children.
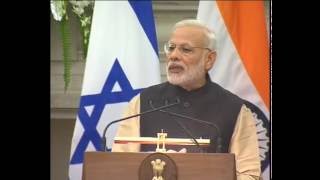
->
<box><xmin>173</xmin><ymin>19</ymin><xmax>217</xmax><ymax>51</ymax></box>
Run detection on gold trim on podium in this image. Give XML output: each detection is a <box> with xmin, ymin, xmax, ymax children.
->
<box><xmin>114</xmin><ymin>137</ymin><xmax>210</xmax><ymax>146</ymax></box>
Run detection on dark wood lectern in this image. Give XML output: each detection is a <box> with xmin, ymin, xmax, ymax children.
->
<box><xmin>83</xmin><ymin>152</ymin><xmax>236</xmax><ymax>180</ymax></box>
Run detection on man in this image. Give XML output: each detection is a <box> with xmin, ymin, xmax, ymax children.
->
<box><xmin>112</xmin><ymin>19</ymin><xmax>261</xmax><ymax>180</ymax></box>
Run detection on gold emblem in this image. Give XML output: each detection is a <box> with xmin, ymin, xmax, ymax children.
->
<box><xmin>156</xmin><ymin>129</ymin><xmax>167</xmax><ymax>153</ymax></box>
<box><xmin>151</xmin><ymin>159</ymin><xmax>166</xmax><ymax>180</ymax></box>
<box><xmin>139</xmin><ymin>153</ymin><xmax>177</xmax><ymax>180</ymax></box>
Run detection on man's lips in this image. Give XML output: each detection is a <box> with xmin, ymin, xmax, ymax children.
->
<box><xmin>168</xmin><ymin>64</ymin><xmax>184</xmax><ymax>73</ymax></box>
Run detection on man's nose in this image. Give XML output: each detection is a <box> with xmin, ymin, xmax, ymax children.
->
<box><xmin>168</xmin><ymin>47</ymin><xmax>181</xmax><ymax>61</ymax></box>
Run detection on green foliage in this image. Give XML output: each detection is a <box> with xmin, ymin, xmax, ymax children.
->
<box><xmin>60</xmin><ymin>18</ymin><xmax>72</xmax><ymax>92</ymax></box>
<box><xmin>51</xmin><ymin>0</ymin><xmax>94</xmax><ymax>91</ymax></box>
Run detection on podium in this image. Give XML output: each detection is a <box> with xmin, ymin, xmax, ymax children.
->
<box><xmin>83</xmin><ymin>152</ymin><xmax>236</xmax><ymax>180</ymax></box>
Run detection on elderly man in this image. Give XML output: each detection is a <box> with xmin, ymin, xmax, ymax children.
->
<box><xmin>112</xmin><ymin>19</ymin><xmax>261</xmax><ymax>180</ymax></box>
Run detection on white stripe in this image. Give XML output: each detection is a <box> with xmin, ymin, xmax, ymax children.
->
<box><xmin>262</xmin><ymin>165</ymin><xmax>270</xmax><ymax>180</ymax></box>
<box><xmin>69</xmin><ymin>164</ymin><xmax>82</xmax><ymax>180</ymax></box>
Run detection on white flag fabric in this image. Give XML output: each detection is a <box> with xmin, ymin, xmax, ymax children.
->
<box><xmin>68</xmin><ymin>1</ymin><xmax>160</xmax><ymax>179</ymax></box>
<box><xmin>197</xmin><ymin>1</ymin><xmax>270</xmax><ymax>180</ymax></box>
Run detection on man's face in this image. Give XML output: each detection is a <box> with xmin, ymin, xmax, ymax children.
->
<box><xmin>165</xmin><ymin>26</ymin><xmax>214</xmax><ymax>90</ymax></box>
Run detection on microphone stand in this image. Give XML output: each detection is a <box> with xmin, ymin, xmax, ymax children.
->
<box><xmin>149</xmin><ymin>100</ymin><xmax>204</xmax><ymax>153</ymax></box>
<box><xmin>101</xmin><ymin>100</ymin><xmax>180</xmax><ymax>152</ymax></box>
<box><xmin>150</xmin><ymin>102</ymin><xmax>223</xmax><ymax>153</ymax></box>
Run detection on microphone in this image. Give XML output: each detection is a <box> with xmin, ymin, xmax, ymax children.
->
<box><xmin>149</xmin><ymin>100</ymin><xmax>203</xmax><ymax>153</ymax></box>
<box><xmin>149</xmin><ymin>100</ymin><xmax>223</xmax><ymax>153</ymax></box>
<box><xmin>101</xmin><ymin>98</ymin><xmax>180</xmax><ymax>152</ymax></box>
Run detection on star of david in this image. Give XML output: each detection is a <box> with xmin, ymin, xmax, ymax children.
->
<box><xmin>70</xmin><ymin>58</ymin><xmax>143</xmax><ymax>164</ymax></box>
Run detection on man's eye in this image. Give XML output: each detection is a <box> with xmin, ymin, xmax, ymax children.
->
<box><xmin>168</xmin><ymin>46</ymin><xmax>175</xmax><ymax>51</ymax></box>
<box><xmin>181</xmin><ymin>47</ymin><xmax>192</xmax><ymax>53</ymax></box>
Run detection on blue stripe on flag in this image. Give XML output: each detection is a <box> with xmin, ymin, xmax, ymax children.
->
<box><xmin>129</xmin><ymin>0</ymin><xmax>159</xmax><ymax>56</ymax></box>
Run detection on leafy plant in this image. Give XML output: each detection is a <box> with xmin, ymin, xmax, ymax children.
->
<box><xmin>51</xmin><ymin>0</ymin><xmax>94</xmax><ymax>91</ymax></box>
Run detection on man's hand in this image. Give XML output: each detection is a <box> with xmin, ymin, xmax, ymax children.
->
<box><xmin>166</xmin><ymin>148</ymin><xmax>187</xmax><ymax>153</ymax></box>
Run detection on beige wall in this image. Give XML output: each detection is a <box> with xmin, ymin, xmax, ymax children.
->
<box><xmin>50</xmin><ymin>2</ymin><xmax>270</xmax><ymax>180</ymax></box>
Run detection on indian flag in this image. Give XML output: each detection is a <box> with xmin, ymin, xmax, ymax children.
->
<box><xmin>197</xmin><ymin>1</ymin><xmax>270</xmax><ymax>179</ymax></box>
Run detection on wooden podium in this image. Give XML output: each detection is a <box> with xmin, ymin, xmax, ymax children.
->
<box><xmin>83</xmin><ymin>152</ymin><xmax>236</xmax><ymax>180</ymax></box>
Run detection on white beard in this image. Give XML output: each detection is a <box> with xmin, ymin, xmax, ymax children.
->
<box><xmin>166</xmin><ymin>59</ymin><xmax>206</xmax><ymax>87</ymax></box>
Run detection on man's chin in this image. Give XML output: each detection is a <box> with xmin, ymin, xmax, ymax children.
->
<box><xmin>167</xmin><ymin>74</ymin><xmax>185</xmax><ymax>85</ymax></box>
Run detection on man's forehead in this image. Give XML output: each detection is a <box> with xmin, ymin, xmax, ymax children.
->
<box><xmin>172</xmin><ymin>26</ymin><xmax>205</xmax><ymax>36</ymax></box>
<box><xmin>170</xmin><ymin>26</ymin><xmax>206</xmax><ymax>45</ymax></box>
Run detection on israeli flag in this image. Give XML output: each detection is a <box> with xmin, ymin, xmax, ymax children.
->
<box><xmin>68</xmin><ymin>1</ymin><xmax>160</xmax><ymax>179</ymax></box>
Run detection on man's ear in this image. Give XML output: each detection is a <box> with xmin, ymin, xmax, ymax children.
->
<box><xmin>205</xmin><ymin>51</ymin><xmax>216</xmax><ymax>71</ymax></box>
